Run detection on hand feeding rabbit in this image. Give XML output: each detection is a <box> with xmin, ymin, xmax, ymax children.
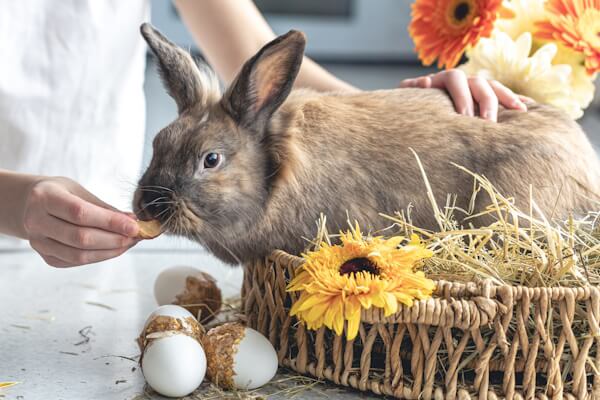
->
<box><xmin>134</xmin><ymin>23</ymin><xmax>600</xmax><ymax>265</ymax></box>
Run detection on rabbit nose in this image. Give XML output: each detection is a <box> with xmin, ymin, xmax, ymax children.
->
<box><xmin>140</xmin><ymin>190</ymin><xmax>171</xmax><ymax>219</ymax></box>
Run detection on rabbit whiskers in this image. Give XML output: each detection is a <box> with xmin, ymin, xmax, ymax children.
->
<box><xmin>166</xmin><ymin>198</ymin><xmax>242</xmax><ymax>265</ymax></box>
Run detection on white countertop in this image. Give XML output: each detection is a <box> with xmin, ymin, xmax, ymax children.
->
<box><xmin>0</xmin><ymin>239</ymin><xmax>374</xmax><ymax>400</ymax></box>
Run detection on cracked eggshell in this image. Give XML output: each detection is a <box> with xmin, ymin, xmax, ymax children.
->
<box><xmin>153</xmin><ymin>267</ymin><xmax>222</xmax><ymax>322</ymax></box>
<box><xmin>144</xmin><ymin>304</ymin><xmax>194</xmax><ymax>328</ymax></box>
<box><xmin>154</xmin><ymin>267</ymin><xmax>202</xmax><ymax>306</ymax></box>
<box><xmin>204</xmin><ymin>323</ymin><xmax>278</xmax><ymax>390</ymax></box>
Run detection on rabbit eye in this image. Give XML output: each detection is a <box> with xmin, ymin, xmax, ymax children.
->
<box><xmin>203</xmin><ymin>152</ymin><xmax>222</xmax><ymax>169</ymax></box>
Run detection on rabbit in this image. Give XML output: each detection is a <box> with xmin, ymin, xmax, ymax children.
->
<box><xmin>133</xmin><ymin>23</ymin><xmax>600</xmax><ymax>265</ymax></box>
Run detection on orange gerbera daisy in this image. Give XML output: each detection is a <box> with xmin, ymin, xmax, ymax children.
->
<box><xmin>409</xmin><ymin>0</ymin><xmax>514</xmax><ymax>69</ymax></box>
<box><xmin>536</xmin><ymin>0</ymin><xmax>600</xmax><ymax>75</ymax></box>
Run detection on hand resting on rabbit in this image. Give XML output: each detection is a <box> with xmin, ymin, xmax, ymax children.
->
<box><xmin>134</xmin><ymin>24</ymin><xmax>600</xmax><ymax>265</ymax></box>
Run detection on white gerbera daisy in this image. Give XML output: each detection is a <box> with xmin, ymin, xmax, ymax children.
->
<box><xmin>460</xmin><ymin>31</ymin><xmax>585</xmax><ymax>119</ymax></box>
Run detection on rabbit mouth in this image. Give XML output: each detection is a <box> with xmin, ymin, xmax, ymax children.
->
<box><xmin>167</xmin><ymin>198</ymin><xmax>204</xmax><ymax>237</ymax></box>
<box><xmin>134</xmin><ymin>186</ymin><xmax>202</xmax><ymax>237</ymax></box>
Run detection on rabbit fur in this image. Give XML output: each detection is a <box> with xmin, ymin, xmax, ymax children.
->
<box><xmin>134</xmin><ymin>23</ymin><xmax>600</xmax><ymax>265</ymax></box>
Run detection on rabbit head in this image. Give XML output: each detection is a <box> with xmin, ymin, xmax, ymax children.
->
<box><xmin>133</xmin><ymin>24</ymin><xmax>306</xmax><ymax>260</ymax></box>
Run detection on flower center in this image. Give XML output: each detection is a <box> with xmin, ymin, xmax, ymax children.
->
<box><xmin>339</xmin><ymin>258</ymin><xmax>379</xmax><ymax>276</ymax></box>
<box><xmin>454</xmin><ymin>2</ymin><xmax>470</xmax><ymax>22</ymax></box>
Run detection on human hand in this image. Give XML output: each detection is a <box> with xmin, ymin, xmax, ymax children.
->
<box><xmin>400</xmin><ymin>69</ymin><xmax>531</xmax><ymax>122</ymax></box>
<box><xmin>22</xmin><ymin>177</ymin><xmax>140</xmax><ymax>267</ymax></box>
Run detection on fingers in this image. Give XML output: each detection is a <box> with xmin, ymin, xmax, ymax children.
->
<box><xmin>41</xmin><ymin>255</ymin><xmax>71</xmax><ymax>268</ymax></box>
<box><xmin>37</xmin><ymin>214</ymin><xmax>138</xmax><ymax>250</ymax></box>
<box><xmin>468</xmin><ymin>76</ymin><xmax>498</xmax><ymax>121</ymax></box>
<box><xmin>400</xmin><ymin>76</ymin><xmax>432</xmax><ymax>89</ymax></box>
<box><xmin>31</xmin><ymin>237</ymin><xmax>134</xmax><ymax>268</ymax></box>
<box><xmin>44</xmin><ymin>190</ymin><xmax>139</xmax><ymax>237</ymax></box>
<box><xmin>518</xmin><ymin>94</ymin><xmax>535</xmax><ymax>104</ymax></box>
<box><xmin>429</xmin><ymin>70</ymin><xmax>475</xmax><ymax>117</ymax></box>
<box><xmin>401</xmin><ymin>70</ymin><xmax>531</xmax><ymax>122</ymax></box>
<box><xmin>489</xmin><ymin>80</ymin><xmax>527</xmax><ymax>111</ymax></box>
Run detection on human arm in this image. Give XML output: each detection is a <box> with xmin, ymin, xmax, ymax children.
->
<box><xmin>0</xmin><ymin>170</ymin><xmax>140</xmax><ymax>267</ymax></box>
<box><xmin>173</xmin><ymin>0</ymin><xmax>357</xmax><ymax>92</ymax></box>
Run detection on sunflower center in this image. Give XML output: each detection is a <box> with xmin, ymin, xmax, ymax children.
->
<box><xmin>339</xmin><ymin>258</ymin><xmax>379</xmax><ymax>276</ymax></box>
<box><xmin>453</xmin><ymin>2</ymin><xmax>470</xmax><ymax>22</ymax></box>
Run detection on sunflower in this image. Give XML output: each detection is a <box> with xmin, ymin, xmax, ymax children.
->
<box><xmin>460</xmin><ymin>31</ymin><xmax>586</xmax><ymax>118</ymax></box>
<box><xmin>535</xmin><ymin>0</ymin><xmax>600</xmax><ymax>75</ymax></box>
<box><xmin>408</xmin><ymin>0</ymin><xmax>514</xmax><ymax>69</ymax></box>
<box><xmin>288</xmin><ymin>224</ymin><xmax>435</xmax><ymax>340</ymax></box>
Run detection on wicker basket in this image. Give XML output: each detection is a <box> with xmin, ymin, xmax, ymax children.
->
<box><xmin>242</xmin><ymin>250</ymin><xmax>600</xmax><ymax>399</ymax></box>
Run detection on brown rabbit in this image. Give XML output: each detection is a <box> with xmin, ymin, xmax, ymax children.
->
<box><xmin>134</xmin><ymin>23</ymin><xmax>600</xmax><ymax>265</ymax></box>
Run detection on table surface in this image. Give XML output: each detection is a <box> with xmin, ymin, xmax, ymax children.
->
<box><xmin>0</xmin><ymin>238</ymin><xmax>378</xmax><ymax>400</ymax></box>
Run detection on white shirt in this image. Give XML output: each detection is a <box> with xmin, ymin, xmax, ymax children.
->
<box><xmin>0</xmin><ymin>0</ymin><xmax>149</xmax><ymax>247</ymax></box>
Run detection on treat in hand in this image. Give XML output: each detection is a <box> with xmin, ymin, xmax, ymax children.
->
<box><xmin>137</xmin><ymin>219</ymin><xmax>163</xmax><ymax>239</ymax></box>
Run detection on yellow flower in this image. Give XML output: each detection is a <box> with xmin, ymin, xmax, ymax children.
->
<box><xmin>493</xmin><ymin>0</ymin><xmax>596</xmax><ymax>110</ymax></box>
<box><xmin>288</xmin><ymin>224</ymin><xmax>434</xmax><ymax>340</ymax></box>
<box><xmin>552</xmin><ymin>44</ymin><xmax>597</xmax><ymax>110</ymax></box>
<box><xmin>536</xmin><ymin>0</ymin><xmax>600</xmax><ymax>75</ymax></box>
<box><xmin>496</xmin><ymin>0</ymin><xmax>548</xmax><ymax>42</ymax></box>
<box><xmin>460</xmin><ymin>31</ymin><xmax>586</xmax><ymax>118</ymax></box>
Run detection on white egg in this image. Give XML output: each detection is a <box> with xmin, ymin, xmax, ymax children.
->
<box><xmin>144</xmin><ymin>304</ymin><xmax>194</xmax><ymax>328</ymax></box>
<box><xmin>154</xmin><ymin>266</ymin><xmax>202</xmax><ymax>306</ymax></box>
<box><xmin>206</xmin><ymin>324</ymin><xmax>279</xmax><ymax>390</ymax></box>
<box><xmin>142</xmin><ymin>334</ymin><xmax>207</xmax><ymax>398</ymax></box>
<box><xmin>232</xmin><ymin>327</ymin><xmax>279</xmax><ymax>389</ymax></box>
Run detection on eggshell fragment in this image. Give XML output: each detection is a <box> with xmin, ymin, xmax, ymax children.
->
<box><xmin>137</xmin><ymin>219</ymin><xmax>163</xmax><ymax>239</ymax></box>
<box><xmin>204</xmin><ymin>323</ymin><xmax>278</xmax><ymax>390</ymax></box>
<box><xmin>154</xmin><ymin>267</ymin><xmax>202</xmax><ymax>306</ymax></box>
<box><xmin>143</xmin><ymin>304</ymin><xmax>194</xmax><ymax>328</ymax></box>
<box><xmin>154</xmin><ymin>266</ymin><xmax>222</xmax><ymax>323</ymax></box>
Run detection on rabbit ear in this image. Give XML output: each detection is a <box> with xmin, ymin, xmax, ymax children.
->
<box><xmin>140</xmin><ymin>23</ymin><xmax>218</xmax><ymax>113</ymax></box>
<box><xmin>223</xmin><ymin>30</ymin><xmax>306</xmax><ymax>131</ymax></box>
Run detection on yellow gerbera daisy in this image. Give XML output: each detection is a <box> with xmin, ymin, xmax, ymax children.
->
<box><xmin>536</xmin><ymin>0</ymin><xmax>600</xmax><ymax>75</ymax></box>
<box><xmin>552</xmin><ymin>44</ymin><xmax>597</xmax><ymax>111</ymax></box>
<box><xmin>288</xmin><ymin>224</ymin><xmax>434</xmax><ymax>340</ymax></box>
<box><xmin>496</xmin><ymin>0</ymin><xmax>548</xmax><ymax>42</ymax></box>
<box><xmin>494</xmin><ymin>0</ymin><xmax>596</xmax><ymax>111</ymax></box>
<box><xmin>460</xmin><ymin>31</ymin><xmax>586</xmax><ymax>118</ymax></box>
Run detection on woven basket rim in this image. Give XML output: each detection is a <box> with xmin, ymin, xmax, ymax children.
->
<box><xmin>267</xmin><ymin>249</ymin><xmax>600</xmax><ymax>327</ymax></box>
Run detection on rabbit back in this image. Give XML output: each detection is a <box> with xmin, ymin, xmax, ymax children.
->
<box><xmin>249</xmin><ymin>88</ymin><xmax>600</xmax><ymax>257</ymax></box>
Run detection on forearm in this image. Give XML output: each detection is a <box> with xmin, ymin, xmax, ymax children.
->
<box><xmin>0</xmin><ymin>170</ymin><xmax>39</xmax><ymax>239</ymax></box>
<box><xmin>173</xmin><ymin>0</ymin><xmax>358</xmax><ymax>92</ymax></box>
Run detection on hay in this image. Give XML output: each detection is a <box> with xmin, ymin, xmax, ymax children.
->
<box><xmin>382</xmin><ymin>161</ymin><xmax>600</xmax><ymax>289</ymax></box>
<box><xmin>242</xmin><ymin>157</ymin><xmax>600</xmax><ymax>398</ymax></box>
<box><xmin>313</xmin><ymin>157</ymin><xmax>600</xmax><ymax>289</ymax></box>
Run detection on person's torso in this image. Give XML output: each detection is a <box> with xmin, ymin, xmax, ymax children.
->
<box><xmin>0</xmin><ymin>0</ymin><xmax>149</xmax><ymax>248</ymax></box>
<box><xmin>0</xmin><ymin>0</ymin><xmax>149</xmax><ymax>211</ymax></box>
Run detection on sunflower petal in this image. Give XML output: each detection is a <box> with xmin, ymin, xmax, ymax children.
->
<box><xmin>346</xmin><ymin>307</ymin><xmax>362</xmax><ymax>341</ymax></box>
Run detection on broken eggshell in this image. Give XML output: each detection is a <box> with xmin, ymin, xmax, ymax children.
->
<box><xmin>154</xmin><ymin>266</ymin><xmax>222</xmax><ymax>323</ymax></box>
<box><xmin>203</xmin><ymin>322</ymin><xmax>278</xmax><ymax>390</ymax></box>
<box><xmin>138</xmin><ymin>305</ymin><xmax>207</xmax><ymax>398</ymax></box>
